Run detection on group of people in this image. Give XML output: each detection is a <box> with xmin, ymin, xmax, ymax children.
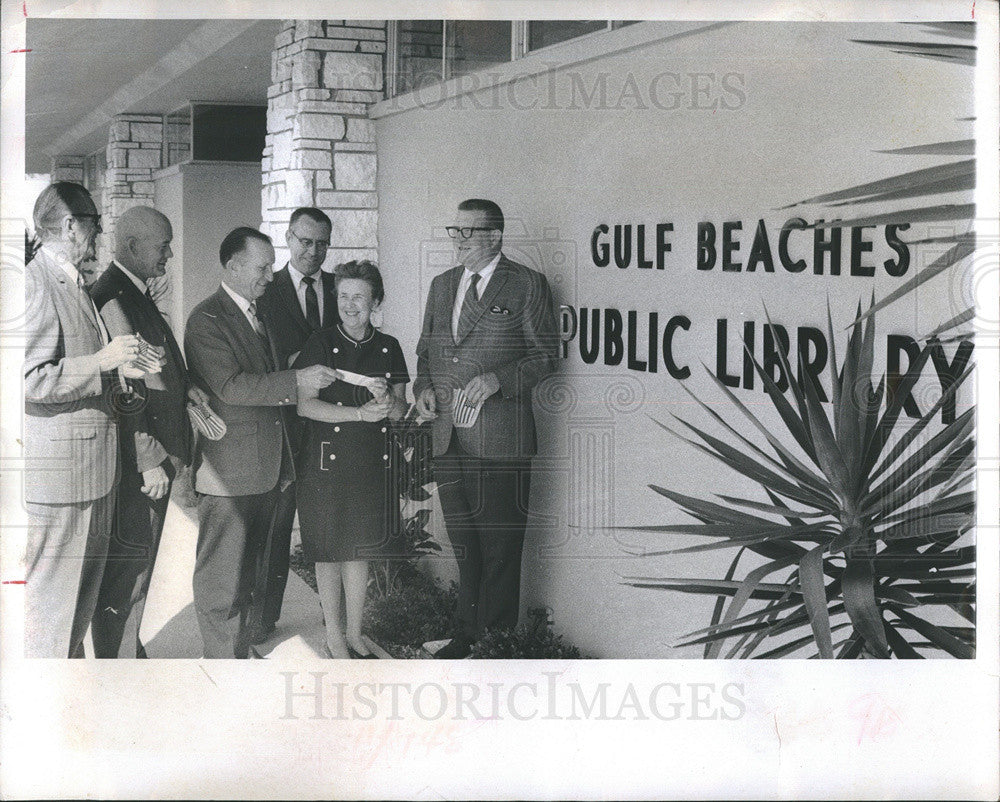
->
<box><xmin>23</xmin><ymin>183</ymin><xmax>558</xmax><ymax>660</ymax></box>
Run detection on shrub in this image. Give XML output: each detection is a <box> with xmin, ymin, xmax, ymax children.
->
<box><xmin>363</xmin><ymin>562</ymin><xmax>457</xmax><ymax>649</ymax></box>
<box><xmin>470</xmin><ymin>608</ymin><xmax>584</xmax><ymax>659</ymax></box>
<box><xmin>289</xmin><ymin>544</ymin><xmax>317</xmax><ymax>593</ymax></box>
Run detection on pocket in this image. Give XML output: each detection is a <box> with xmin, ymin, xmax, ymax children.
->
<box><xmin>49</xmin><ymin>427</ymin><xmax>98</xmax><ymax>441</ymax></box>
<box><xmin>213</xmin><ymin>421</ymin><xmax>258</xmax><ymax>475</ymax></box>
<box><xmin>225</xmin><ymin>421</ymin><xmax>257</xmax><ymax>439</ymax></box>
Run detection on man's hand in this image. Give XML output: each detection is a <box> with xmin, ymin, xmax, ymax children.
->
<box><xmin>296</xmin><ymin>365</ymin><xmax>339</xmax><ymax>391</ymax></box>
<box><xmin>463</xmin><ymin>373</ymin><xmax>500</xmax><ymax>407</ymax></box>
<box><xmin>358</xmin><ymin>396</ymin><xmax>391</xmax><ymax>422</ymax></box>
<box><xmin>415</xmin><ymin>386</ymin><xmax>437</xmax><ymax>419</ymax></box>
<box><xmin>97</xmin><ymin>334</ymin><xmax>141</xmax><ymax>372</ymax></box>
<box><xmin>121</xmin><ymin>341</ymin><xmax>164</xmax><ymax>379</ymax></box>
<box><xmin>140</xmin><ymin>464</ymin><xmax>170</xmax><ymax>500</ymax></box>
<box><xmin>368</xmin><ymin>377</ymin><xmax>390</xmax><ymax>400</ymax></box>
<box><xmin>187</xmin><ymin>385</ymin><xmax>211</xmax><ymax>406</ymax></box>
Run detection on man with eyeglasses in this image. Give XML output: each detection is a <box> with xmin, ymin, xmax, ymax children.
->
<box><xmin>253</xmin><ymin>207</ymin><xmax>340</xmax><ymax>645</ymax></box>
<box><xmin>415</xmin><ymin>198</ymin><xmax>559</xmax><ymax>659</ymax></box>
<box><xmin>24</xmin><ymin>182</ymin><xmax>145</xmax><ymax>657</ymax></box>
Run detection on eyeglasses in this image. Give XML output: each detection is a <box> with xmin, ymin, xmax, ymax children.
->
<box><xmin>71</xmin><ymin>213</ymin><xmax>102</xmax><ymax>233</ymax></box>
<box><xmin>446</xmin><ymin>226</ymin><xmax>494</xmax><ymax>240</ymax></box>
<box><xmin>289</xmin><ymin>230</ymin><xmax>330</xmax><ymax>250</ymax></box>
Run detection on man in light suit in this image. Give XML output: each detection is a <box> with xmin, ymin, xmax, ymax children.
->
<box><xmin>89</xmin><ymin>206</ymin><xmax>208</xmax><ymax>658</ymax></box>
<box><xmin>414</xmin><ymin>198</ymin><xmax>559</xmax><ymax>658</ymax></box>
<box><xmin>24</xmin><ymin>182</ymin><xmax>142</xmax><ymax>657</ymax></box>
<box><xmin>184</xmin><ymin>227</ymin><xmax>337</xmax><ymax>658</ymax></box>
<box><xmin>252</xmin><ymin>207</ymin><xmax>339</xmax><ymax>643</ymax></box>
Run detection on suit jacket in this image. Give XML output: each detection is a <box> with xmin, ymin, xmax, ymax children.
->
<box><xmin>24</xmin><ymin>248</ymin><xmax>117</xmax><ymax>504</ymax></box>
<box><xmin>414</xmin><ymin>254</ymin><xmax>558</xmax><ymax>459</ymax></box>
<box><xmin>256</xmin><ymin>266</ymin><xmax>339</xmax><ymax>369</ymax></box>
<box><xmin>184</xmin><ymin>287</ymin><xmax>299</xmax><ymax>497</ymax></box>
<box><xmin>91</xmin><ymin>262</ymin><xmax>192</xmax><ymax>472</ymax></box>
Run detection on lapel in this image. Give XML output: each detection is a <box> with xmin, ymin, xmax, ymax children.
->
<box><xmin>215</xmin><ymin>287</ymin><xmax>271</xmax><ymax>369</ymax></box>
<box><xmin>444</xmin><ymin>265</ymin><xmax>463</xmax><ymax>316</ymax></box>
<box><xmin>37</xmin><ymin>251</ymin><xmax>103</xmax><ymax>339</ymax></box>
<box><xmin>115</xmin><ymin>265</ymin><xmax>187</xmax><ymax>371</ymax></box>
<box><xmin>320</xmin><ymin>270</ymin><xmax>339</xmax><ymax>328</ymax></box>
<box><xmin>274</xmin><ymin>265</ymin><xmax>311</xmax><ymax>338</ymax></box>
<box><xmin>107</xmin><ymin>263</ymin><xmax>153</xmax><ymax>324</ymax></box>
<box><xmin>455</xmin><ymin>257</ymin><xmax>512</xmax><ymax>344</ymax></box>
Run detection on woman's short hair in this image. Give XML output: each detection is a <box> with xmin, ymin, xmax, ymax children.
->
<box><xmin>334</xmin><ymin>260</ymin><xmax>384</xmax><ymax>304</ymax></box>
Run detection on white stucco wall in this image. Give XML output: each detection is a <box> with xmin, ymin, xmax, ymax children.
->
<box><xmin>372</xmin><ymin>21</ymin><xmax>974</xmax><ymax>657</ymax></box>
<box><xmin>155</xmin><ymin>161</ymin><xmax>263</xmax><ymax>331</ymax></box>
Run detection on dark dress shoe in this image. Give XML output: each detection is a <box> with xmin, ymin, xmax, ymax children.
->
<box><xmin>348</xmin><ymin>646</ymin><xmax>378</xmax><ymax>659</ymax></box>
<box><xmin>434</xmin><ymin>637</ymin><xmax>472</xmax><ymax>659</ymax></box>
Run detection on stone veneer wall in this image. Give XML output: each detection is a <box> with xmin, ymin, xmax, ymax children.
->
<box><xmin>103</xmin><ymin>114</ymin><xmax>169</xmax><ymax>303</ymax></box>
<box><xmin>104</xmin><ymin>114</ymin><xmax>164</xmax><ymax>243</ymax></box>
<box><xmin>262</xmin><ymin>19</ymin><xmax>386</xmax><ymax>268</ymax></box>
<box><xmin>50</xmin><ymin>156</ymin><xmax>85</xmax><ymax>184</ymax></box>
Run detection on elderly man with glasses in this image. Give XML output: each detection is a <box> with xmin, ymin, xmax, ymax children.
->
<box><xmin>252</xmin><ymin>207</ymin><xmax>340</xmax><ymax>645</ymax></box>
<box><xmin>23</xmin><ymin>181</ymin><xmax>144</xmax><ymax>657</ymax></box>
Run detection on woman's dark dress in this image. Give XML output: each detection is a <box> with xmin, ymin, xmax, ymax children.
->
<box><xmin>293</xmin><ymin>325</ymin><xmax>409</xmax><ymax>562</ymax></box>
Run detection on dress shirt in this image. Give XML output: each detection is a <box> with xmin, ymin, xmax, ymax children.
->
<box><xmin>41</xmin><ymin>245</ymin><xmax>110</xmax><ymax>345</ymax></box>
<box><xmin>287</xmin><ymin>263</ymin><xmax>325</xmax><ymax>325</ymax></box>
<box><xmin>452</xmin><ymin>251</ymin><xmax>501</xmax><ymax>341</ymax></box>
<box><xmin>221</xmin><ymin>281</ymin><xmax>263</xmax><ymax>335</ymax></box>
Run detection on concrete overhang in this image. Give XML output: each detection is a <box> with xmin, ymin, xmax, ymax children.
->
<box><xmin>25</xmin><ymin>18</ymin><xmax>279</xmax><ymax>173</ymax></box>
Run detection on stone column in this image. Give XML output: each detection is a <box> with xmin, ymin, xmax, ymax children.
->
<box><xmin>103</xmin><ymin>114</ymin><xmax>167</xmax><ymax>300</ymax></box>
<box><xmin>50</xmin><ymin>156</ymin><xmax>85</xmax><ymax>184</ymax></box>
<box><xmin>104</xmin><ymin>114</ymin><xmax>164</xmax><ymax>240</ymax></box>
<box><xmin>263</xmin><ymin>19</ymin><xmax>386</xmax><ymax>268</ymax></box>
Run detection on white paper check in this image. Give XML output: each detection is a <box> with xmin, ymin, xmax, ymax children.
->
<box><xmin>336</xmin><ymin>369</ymin><xmax>382</xmax><ymax>392</ymax></box>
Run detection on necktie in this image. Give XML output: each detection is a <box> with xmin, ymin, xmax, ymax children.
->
<box><xmin>77</xmin><ymin>275</ymin><xmax>110</xmax><ymax>346</ymax></box>
<box><xmin>302</xmin><ymin>275</ymin><xmax>321</xmax><ymax>329</ymax></box>
<box><xmin>247</xmin><ymin>300</ymin><xmax>264</xmax><ymax>336</ymax></box>
<box><xmin>248</xmin><ymin>300</ymin><xmax>274</xmax><ymax>368</ymax></box>
<box><xmin>455</xmin><ymin>273</ymin><xmax>480</xmax><ymax>343</ymax></box>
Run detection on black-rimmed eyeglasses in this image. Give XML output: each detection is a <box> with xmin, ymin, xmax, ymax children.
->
<box><xmin>289</xmin><ymin>230</ymin><xmax>331</xmax><ymax>250</ymax></box>
<box><xmin>446</xmin><ymin>226</ymin><xmax>494</xmax><ymax>240</ymax></box>
<box><xmin>72</xmin><ymin>213</ymin><xmax>102</xmax><ymax>233</ymax></box>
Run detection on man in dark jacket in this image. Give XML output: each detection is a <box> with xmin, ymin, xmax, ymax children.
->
<box><xmin>90</xmin><ymin>205</ymin><xmax>208</xmax><ymax>657</ymax></box>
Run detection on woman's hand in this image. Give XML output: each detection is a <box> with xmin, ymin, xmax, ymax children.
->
<box><xmin>358</xmin><ymin>396</ymin><xmax>393</xmax><ymax>422</ymax></box>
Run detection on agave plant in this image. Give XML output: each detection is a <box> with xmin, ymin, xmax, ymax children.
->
<box><xmin>623</xmin><ymin>303</ymin><xmax>975</xmax><ymax>658</ymax></box>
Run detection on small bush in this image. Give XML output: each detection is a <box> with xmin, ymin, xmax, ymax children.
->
<box><xmin>363</xmin><ymin>563</ymin><xmax>456</xmax><ymax>649</ymax></box>
<box><xmin>288</xmin><ymin>544</ymin><xmax>317</xmax><ymax>593</ymax></box>
<box><xmin>470</xmin><ymin>608</ymin><xmax>584</xmax><ymax>659</ymax></box>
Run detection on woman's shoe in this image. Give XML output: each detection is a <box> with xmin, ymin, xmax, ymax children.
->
<box><xmin>348</xmin><ymin>646</ymin><xmax>378</xmax><ymax>659</ymax></box>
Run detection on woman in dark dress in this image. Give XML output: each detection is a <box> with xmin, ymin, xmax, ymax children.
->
<box><xmin>293</xmin><ymin>260</ymin><xmax>408</xmax><ymax>658</ymax></box>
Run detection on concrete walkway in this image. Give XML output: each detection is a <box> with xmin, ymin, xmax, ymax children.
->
<box><xmin>139</xmin><ymin>500</ymin><xmax>331</xmax><ymax>659</ymax></box>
